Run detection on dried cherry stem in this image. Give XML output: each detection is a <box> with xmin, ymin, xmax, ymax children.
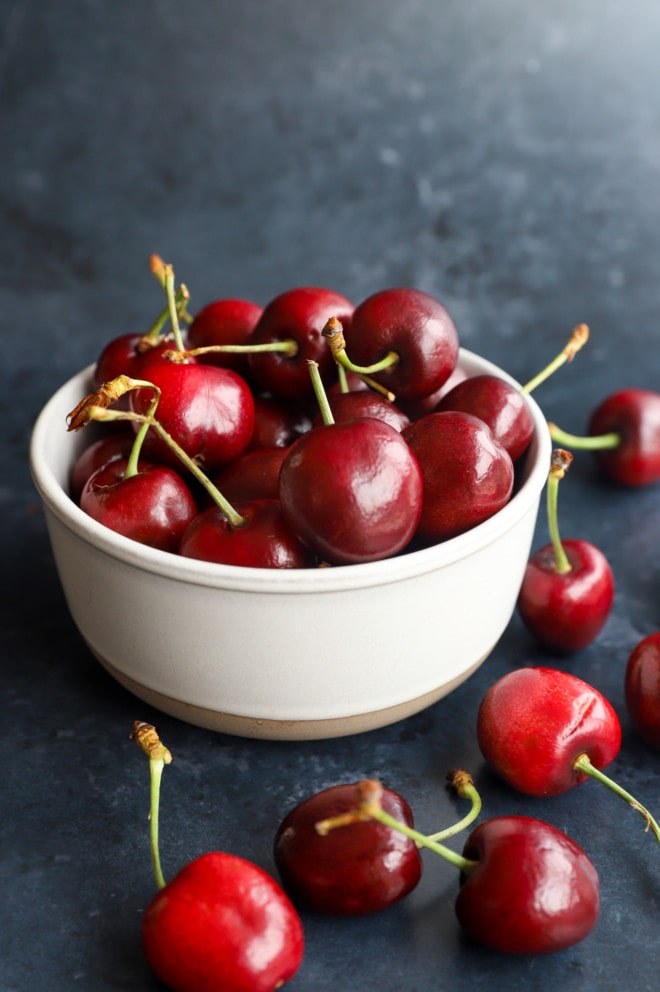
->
<box><xmin>546</xmin><ymin>448</ymin><xmax>573</xmax><ymax>576</ymax></box>
<box><xmin>425</xmin><ymin>769</ymin><xmax>482</xmax><ymax>844</ymax></box>
<box><xmin>573</xmin><ymin>754</ymin><xmax>660</xmax><ymax>844</ymax></box>
<box><xmin>322</xmin><ymin>316</ymin><xmax>399</xmax><ymax>398</ymax></box>
<box><xmin>130</xmin><ymin>720</ymin><xmax>173</xmax><ymax>890</ymax></box>
<box><xmin>315</xmin><ymin>779</ymin><xmax>479</xmax><ymax>876</ymax></box>
<box><xmin>519</xmin><ymin>323</ymin><xmax>590</xmax><ymax>395</ymax></box>
<box><xmin>547</xmin><ymin>422</ymin><xmax>621</xmax><ymax>452</ymax></box>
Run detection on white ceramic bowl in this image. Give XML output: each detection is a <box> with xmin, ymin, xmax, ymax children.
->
<box><xmin>30</xmin><ymin>351</ymin><xmax>551</xmax><ymax>740</ymax></box>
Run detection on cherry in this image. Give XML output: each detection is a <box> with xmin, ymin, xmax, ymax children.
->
<box><xmin>477</xmin><ymin>666</ymin><xmax>660</xmax><ymax>841</ymax></box>
<box><xmin>401</xmin><ymin>410</ymin><xmax>514</xmax><ymax>543</ymax></box>
<box><xmin>549</xmin><ymin>388</ymin><xmax>660</xmax><ymax>487</ymax></box>
<box><xmin>180</xmin><ymin>499</ymin><xmax>316</xmax><ymax>569</ymax></box>
<box><xmin>311</xmin><ymin>389</ymin><xmax>411</xmax><ymax>432</ymax></box>
<box><xmin>80</xmin><ymin>458</ymin><xmax>198</xmax><ymax>553</ymax></box>
<box><xmin>625</xmin><ymin>632</ymin><xmax>660</xmax><ymax>749</ymax></box>
<box><xmin>131</xmin><ymin>722</ymin><xmax>304</xmax><ymax>992</ymax></box>
<box><xmin>129</xmin><ymin>360</ymin><xmax>255</xmax><ymax>473</ymax></box>
<box><xmin>273</xmin><ymin>782</ymin><xmax>423</xmax><ymax>915</ymax></box>
<box><xmin>186</xmin><ymin>297</ymin><xmax>263</xmax><ymax>378</ymax></box>
<box><xmin>317</xmin><ymin>779</ymin><xmax>600</xmax><ymax>955</ymax></box>
<box><xmin>212</xmin><ymin>447</ymin><xmax>289</xmax><ymax>503</ymax></box>
<box><xmin>69</xmin><ymin>430</ymin><xmax>135</xmax><ymax>503</ymax></box>
<box><xmin>248</xmin><ymin>394</ymin><xmax>314</xmax><ymax>449</ymax></box>
<box><xmin>455</xmin><ymin>815</ymin><xmax>600</xmax><ymax>954</ymax></box>
<box><xmin>278</xmin><ymin>363</ymin><xmax>423</xmax><ymax>564</ymax></box>
<box><xmin>517</xmin><ymin>449</ymin><xmax>614</xmax><ymax>653</ymax></box>
<box><xmin>247</xmin><ymin>286</ymin><xmax>355</xmax><ymax>400</ymax></box>
<box><xmin>323</xmin><ymin>287</ymin><xmax>459</xmax><ymax>401</ymax></box>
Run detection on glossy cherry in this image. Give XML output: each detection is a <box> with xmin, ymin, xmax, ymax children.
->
<box><xmin>80</xmin><ymin>458</ymin><xmax>198</xmax><ymax>552</ymax></box>
<box><xmin>325</xmin><ymin>287</ymin><xmax>459</xmax><ymax>401</ymax></box>
<box><xmin>455</xmin><ymin>816</ymin><xmax>600</xmax><ymax>954</ymax></box>
<box><xmin>186</xmin><ymin>297</ymin><xmax>263</xmax><ymax>378</ymax></box>
<box><xmin>550</xmin><ymin>388</ymin><xmax>660</xmax><ymax>487</ymax></box>
<box><xmin>248</xmin><ymin>394</ymin><xmax>314</xmax><ymax>449</ymax></box>
<box><xmin>402</xmin><ymin>410</ymin><xmax>514</xmax><ymax>543</ymax></box>
<box><xmin>179</xmin><ymin>499</ymin><xmax>316</xmax><ymax>569</ymax></box>
<box><xmin>477</xmin><ymin>666</ymin><xmax>660</xmax><ymax>841</ymax></box>
<box><xmin>625</xmin><ymin>632</ymin><xmax>660</xmax><ymax>749</ymax></box>
<box><xmin>435</xmin><ymin>375</ymin><xmax>534</xmax><ymax>462</ymax></box>
<box><xmin>212</xmin><ymin>447</ymin><xmax>289</xmax><ymax>503</ymax></box>
<box><xmin>274</xmin><ymin>782</ymin><xmax>423</xmax><ymax>915</ymax></box>
<box><xmin>132</xmin><ymin>722</ymin><xmax>304</xmax><ymax>992</ymax></box>
<box><xmin>69</xmin><ymin>430</ymin><xmax>135</xmax><ymax>503</ymax></box>
<box><xmin>247</xmin><ymin>286</ymin><xmax>355</xmax><ymax>400</ymax></box>
<box><xmin>129</xmin><ymin>360</ymin><xmax>255</xmax><ymax>473</ymax></box>
<box><xmin>312</xmin><ymin>389</ymin><xmax>411</xmax><ymax>432</ymax></box>
<box><xmin>517</xmin><ymin>449</ymin><xmax>614</xmax><ymax>653</ymax></box>
<box><xmin>278</xmin><ymin>365</ymin><xmax>423</xmax><ymax>564</ymax></box>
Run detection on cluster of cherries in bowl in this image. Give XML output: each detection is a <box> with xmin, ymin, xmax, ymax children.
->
<box><xmin>67</xmin><ymin>256</ymin><xmax>549</xmax><ymax>570</ymax></box>
<box><xmin>132</xmin><ymin>646</ymin><xmax>659</xmax><ymax>991</ymax></box>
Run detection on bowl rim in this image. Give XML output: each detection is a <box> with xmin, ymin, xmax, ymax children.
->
<box><xmin>30</xmin><ymin>350</ymin><xmax>551</xmax><ymax>594</ymax></box>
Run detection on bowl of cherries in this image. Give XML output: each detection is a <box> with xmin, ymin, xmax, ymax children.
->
<box><xmin>30</xmin><ymin>258</ymin><xmax>553</xmax><ymax>739</ymax></box>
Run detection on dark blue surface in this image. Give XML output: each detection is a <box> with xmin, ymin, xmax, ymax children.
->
<box><xmin>2</xmin><ymin>2</ymin><xmax>659</xmax><ymax>989</ymax></box>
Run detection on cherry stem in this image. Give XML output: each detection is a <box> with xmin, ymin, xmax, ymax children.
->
<box><xmin>548</xmin><ymin>422</ymin><xmax>621</xmax><ymax>452</ymax></box>
<box><xmin>164</xmin><ymin>265</ymin><xmax>188</xmax><ymax>353</ymax></box>
<box><xmin>150</xmin><ymin>253</ymin><xmax>192</xmax><ymax>324</ymax></box>
<box><xmin>519</xmin><ymin>323</ymin><xmax>590</xmax><ymax>395</ymax></box>
<box><xmin>546</xmin><ymin>448</ymin><xmax>573</xmax><ymax>575</ymax></box>
<box><xmin>164</xmin><ymin>340</ymin><xmax>299</xmax><ymax>362</ymax></box>
<box><xmin>143</xmin><ymin>285</ymin><xmax>191</xmax><ymax>344</ymax></box>
<box><xmin>573</xmin><ymin>753</ymin><xmax>660</xmax><ymax>844</ymax></box>
<box><xmin>130</xmin><ymin>721</ymin><xmax>173</xmax><ymax>890</ymax></box>
<box><xmin>425</xmin><ymin>769</ymin><xmax>483</xmax><ymax>844</ymax></box>
<box><xmin>322</xmin><ymin>316</ymin><xmax>400</xmax><ymax>383</ymax></box>
<box><xmin>307</xmin><ymin>360</ymin><xmax>335</xmax><ymax>426</ymax></box>
<box><xmin>315</xmin><ymin>779</ymin><xmax>479</xmax><ymax>876</ymax></box>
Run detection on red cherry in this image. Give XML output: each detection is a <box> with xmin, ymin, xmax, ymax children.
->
<box><xmin>279</xmin><ymin>417</ymin><xmax>423</xmax><ymax>564</ymax></box>
<box><xmin>69</xmin><ymin>431</ymin><xmax>135</xmax><ymax>503</ymax></box>
<box><xmin>80</xmin><ymin>459</ymin><xmax>198</xmax><ymax>553</ymax></box>
<box><xmin>342</xmin><ymin>287</ymin><xmax>459</xmax><ymax>400</ymax></box>
<box><xmin>187</xmin><ymin>297</ymin><xmax>263</xmax><ymax>378</ymax></box>
<box><xmin>477</xmin><ymin>666</ymin><xmax>622</xmax><ymax>796</ymax></box>
<box><xmin>397</xmin><ymin>364</ymin><xmax>468</xmax><ymax>421</ymax></box>
<box><xmin>249</xmin><ymin>394</ymin><xmax>313</xmax><ymax>449</ymax></box>
<box><xmin>516</xmin><ymin>449</ymin><xmax>614</xmax><ymax>653</ymax></box>
<box><xmin>273</xmin><ymin>783</ymin><xmax>422</xmax><ymax>915</ymax></box>
<box><xmin>588</xmin><ymin>389</ymin><xmax>660</xmax><ymax>486</ymax></box>
<box><xmin>94</xmin><ymin>332</ymin><xmax>187</xmax><ymax>388</ymax></box>
<box><xmin>130</xmin><ymin>362</ymin><xmax>255</xmax><ymax>473</ymax></box>
<box><xmin>402</xmin><ymin>410</ymin><xmax>514</xmax><ymax>543</ymax></box>
<box><xmin>435</xmin><ymin>374</ymin><xmax>534</xmax><ymax>462</ymax></box>
<box><xmin>212</xmin><ymin>447</ymin><xmax>289</xmax><ymax>503</ymax></box>
<box><xmin>312</xmin><ymin>389</ymin><xmax>411</xmax><ymax>432</ymax></box>
<box><xmin>517</xmin><ymin>539</ymin><xmax>614</xmax><ymax>653</ymax></box>
<box><xmin>625</xmin><ymin>632</ymin><xmax>660</xmax><ymax>749</ymax></box>
<box><xmin>179</xmin><ymin>499</ymin><xmax>316</xmax><ymax>568</ymax></box>
<box><xmin>455</xmin><ymin>816</ymin><xmax>600</xmax><ymax>954</ymax></box>
<box><xmin>248</xmin><ymin>286</ymin><xmax>355</xmax><ymax>400</ymax></box>
<box><xmin>141</xmin><ymin>852</ymin><xmax>304</xmax><ymax>992</ymax></box>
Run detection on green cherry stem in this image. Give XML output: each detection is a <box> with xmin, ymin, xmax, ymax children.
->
<box><xmin>164</xmin><ymin>339</ymin><xmax>299</xmax><ymax>361</ymax></box>
<box><xmin>425</xmin><ymin>769</ymin><xmax>483</xmax><ymax>844</ymax></box>
<box><xmin>315</xmin><ymin>779</ymin><xmax>479</xmax><ymax>876</ymax></box>
<box><xmin>307</xmin><ymin>360</ymin><xmax>335</xmax><ymax>426</ymax></box>
<box><xmin>546</xmin><ymin>448</ymin><xmax>573</xmax><ymax>576</ymax></box>
<box><xmin>130</xmin><ymin>721</ymin><xmax>173</xmax><ymax>890</ymax></box>
<box><xmin>573</xmin><ymin>754</ymin><xmax>660</xmax><ymax>844</ymax></box>
<box><xmin>548</xmin><ymin>421</ymin><xmax>621</xmax><ymax>452</ymax></box>
<box><xmin>520</xmin><ymin>323</ymin><xmax>590</xmax><ymax>395</ymax></box>
<box><xmin>163</xmin><ymin>264</ymin><xmax>189</xmax><ymax>353</ymax></box>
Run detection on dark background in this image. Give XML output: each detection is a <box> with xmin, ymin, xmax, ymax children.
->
<box><xmin>2</xmin><ymin>2</ymin><xmax>659</xmax><ymax>989</ymax></box>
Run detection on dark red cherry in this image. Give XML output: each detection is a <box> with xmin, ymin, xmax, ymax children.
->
<box><xmin>69</xmin><ymin>431</ymin><xmax>135</xmax><ymax>503</ymax></box>
<box><xmin>248</xmin><ymin>286</ymin><xmax>355</xmax><ymax>400</ymax></box>
<box><xmin>588</xmin><ymin>388</ymin><xmax>660</xmax><ymax>486</ymax></box>
<box><xmin>179</xmin><ymin>499</ymin><xmax>316</xmax><ymax>568</ymax></box>
<box><xmin>345</xmin><ymin>287</ymin><xmax>459</xmax><ymax>400</ymax></box>
<box><xmin>625</xmin><ymin>632</ymin><xmax>660</xmax><ymax>748</ymax></box>
<box><xmin>93</xmin><ymin>332</ymin><xmax>182</xmax><ymax>388</ymax></box>
<box><xmin>312</xmin><ymin>390</ymin><xmax>410</xmax><ymax>432</ymax></box>
<box><xmin>274</xmin><ymin>782</ymin><xmax>423</xmax><ymax>915</ymax></box>
<box><xmin>402</xmin><ymin>411</ymin><xmax>514</xmax><ymax>543</ymax></box>
<box><xmin>80</xmin><ymin>459</ymin><xmax>198</xmax><ymax>553</ymax></box>
<box><xmin>187</xmin><ymin>297</ymin><xmax>263</xmax><ymax>378</ymax></box>
<box><xmin>435</xmin><ymin>374</ymin><xmax>534</xmax><ymax>462</ymax></box>
<box><xmin>279</xmin><ymin>418</ymin><xmax>423</xmax><ymax>564</ymax></box>
<box><xmin>455</xmin><ymin>816</ymin><xmax>600</xmax><ymax>954</ymax></box>
<box><xmin>212</xmin><ymin>447</ymin><xmax>288</xmax><ymax>503</ymax></box>
<box><xmin>249</xmin><ymin>394</ymin><xmax>314</xmax><ymax>449</ymax></box>
<box><xmin>517</xmin><ymin>538</ymin><xmax>615</xmax><ymax>653</ymax></box>
<box><xmin>129</xmin><ymin>361</ymin><xmax>255</xmax><ymax>473</ymax></box>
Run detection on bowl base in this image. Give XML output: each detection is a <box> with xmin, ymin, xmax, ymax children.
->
<box><xmin>92</xmin><ymin>650</ymin><xmax>488</xmax><ymax>740</ymax></box>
